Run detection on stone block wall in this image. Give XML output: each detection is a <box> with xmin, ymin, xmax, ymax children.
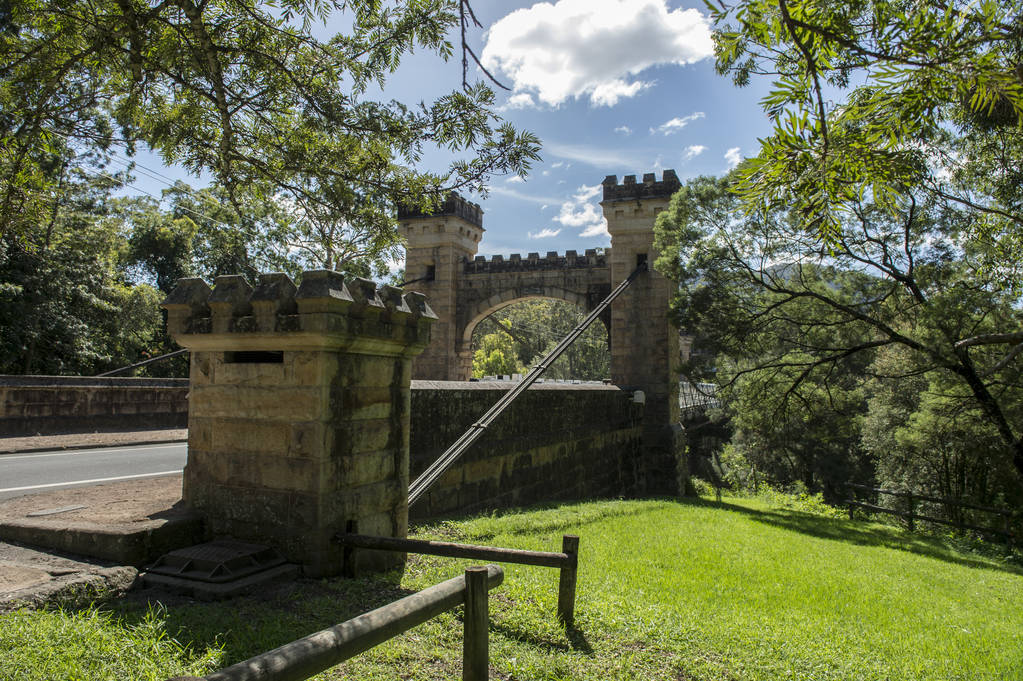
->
<box><xmin>408</xmin><ymin>381</ymin><xmax>645</xmax><ymax>520</ymax></box>
<box><xmin>0</xmin><ymin>376</ymin><xmax>188</xmax><ymax>436</ymax></box>
<box><xmin>164</xmin><ymin>271</ymin><xmax>435</xmax><ymax>576</ymax></box>
<box><xmin>602</xmin><ymin>171</ymin><xmax>684</xmax><ymax>495</ymax></box>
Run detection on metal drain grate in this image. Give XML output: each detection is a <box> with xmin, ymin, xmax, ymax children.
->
<box><xmin>147</xmin><ymin>539</ymin><xmax>286</xmax><ymax>584</ymax></box>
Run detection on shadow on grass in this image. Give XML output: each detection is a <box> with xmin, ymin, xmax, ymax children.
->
<box><xmin>102</xmin><ymin>572</ymin><xmax>416</xmax><ymax>670</ymax></box>
<box><xmin>415</xmin><ymin>496</ymin><xmax>669</xmax><ymax>541</ymax></box>
<box><xmin>680</xmin><ymin>496</ymin><xmax>1023</xmax><ymax>576</ymax></box>
<box><xmin>490</xmin><ymin>620</ymin><xmax>594</xmax><ymax>655</ymax></box>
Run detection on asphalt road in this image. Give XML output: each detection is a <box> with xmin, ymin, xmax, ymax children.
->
<box><xmin>0</xmin><ymin>443</ymin><xmax>187</xmax><ymax>501</ymax></box>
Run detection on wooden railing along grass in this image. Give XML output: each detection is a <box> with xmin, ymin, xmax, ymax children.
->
<box><xmin>335</xmin><ymin>532</ymin><xmax>580</xmax><ymax>626</ymax></box>
<box><xmin>845</xmin><ymin>482</ymin><xmax>1018</xmax><ymax>545</ymax></box>
<box><xmin>166</xmin><ymin>565</ymin><xmax>503</xmax><ymax>681</ymax></box>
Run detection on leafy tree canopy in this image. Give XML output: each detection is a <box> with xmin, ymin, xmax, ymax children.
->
<box><xmin>471</xmin><ymin>299</ymin><xmax>610</xmax><ymax>381</ymax></box>
<box><xmin>710</xmin><ymin>0</ymin><xmax>1023</xmax><ymax>259</ymax></box>
<box><xmin>0</xmin><ymin>0</ymin><xmax>540</xmax><ymax>241</ymax></box>
<box><xmin>654</xmin><ymin>174</ymin><xmax>1023</xmax><ymax>487</ymax></box>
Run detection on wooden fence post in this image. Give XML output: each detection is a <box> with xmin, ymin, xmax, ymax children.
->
<box><xmin>906</xmin><ymin>493</ymin><xmax>915</xmax><ymax>532</ymax></box>
<box><xmin>463</xmin><ymin>566</ymin><xmax>489</xmax><ymax>681</ymax></box>
<box><xmin>557</xmin><ymin>535</ymin><xmax>580</xmax><ymax>627</ymax></box>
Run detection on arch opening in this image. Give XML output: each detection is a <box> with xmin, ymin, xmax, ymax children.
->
<box><xmin>467</xmin><ymin>297</ymin><xmax>610</xmax><ymax>381</ymax></box>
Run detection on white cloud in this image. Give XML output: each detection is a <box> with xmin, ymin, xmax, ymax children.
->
<box><xmin>684</xmin><ymin>145</ymin><xmax>707</xmax><ymax>160</ymax></box>
<box><xmin>551</xmin><ymin>162</ymin><xmax>565</xmax><ymax>168</ymax></box>
<box><xmin>590</xmin><ymin>79</ymin><xmax>651</xmax><ymax>106</ymax></box>
<box><xmin>725</xmin><ymin>147</ymin><xmax>742</xmax><ymax>168</ymax></box>
<box><xmin>554</xmin><ymin>183</ymin><xmax>607</xmax><ymax>236</ymax></box>
<box><xmin>653</xmin><ymin>112</ymin><xmax>705</xmax><ymax>135</ymax></box>
<box><xmin>487</xmin><ymin>185</ymin><xmax>563</xmax><ymax>205</ymax></box>
<box><xmin>505</xmin><ymin>92</ymin><xmax>536</xmax><ymax>109</ymax></box>
<box><xmin>541</xmin><ymin>204</ymin><xmax>549</xmax><ymax>211</ymax></box>
<box><xmin>573</xmin><ymin>183</ymin><xmax>602</xmax><ymax>202</ymax></box>
<box><xmin>557</xmin><ymin>202</ymin><xmax>604</xmax><ymax>228</ymax></box>
<box><xmin>505</xmin><ymin>175</ymin><xmax>525</xmax><ymax>183</ymax></box>
<box><xmin>546</xmin><ymin>141</ymin><xmax>644</xmax><ymax>168</ymax></box>
<box><xmin>528</xmin><ymin>228</ymin><xmax>562</xmax><ymax>239</ymax></box>
<box><xmin>614</xmin><ymin>125</ymin><xmax>633</xmax><ymax>136</ymax></box>
<box><xmin>482</xmin><ymin>0</ymin><xmax>713</xmax><ymax>108</ymax></box>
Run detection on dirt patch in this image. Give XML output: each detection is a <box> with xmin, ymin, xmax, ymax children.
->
<box><xmin>0</xmin><ymin>476</ymin><xmax>186</xmax><ymax>526</ymax></box>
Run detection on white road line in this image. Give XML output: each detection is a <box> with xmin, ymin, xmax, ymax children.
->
<box><xmin>0</xmin><ymin>470</ymin><xmax>182</xmax><ymax>494</ymax></box>
<box><xmin>0</xmin><ymin>443</ymin><xmax>184</xmax><ymax>462</ymax></box>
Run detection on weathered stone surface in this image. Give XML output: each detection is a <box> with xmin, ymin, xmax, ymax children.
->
<box><xmin>162</xmin><ymin>271</ymin><xmax>432</xmax><ymax>578</ymax></box>
<box><xmin>408</xmin><ymin>382</ymin><xmax>645</xmax><ymax>521</ymax></box>
<box><xmin>0</xmin><ymin>378</ymin><xmax>188</xmax><ymax>437</ymax></box>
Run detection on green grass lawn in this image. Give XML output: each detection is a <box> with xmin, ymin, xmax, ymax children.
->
<box><xmin>2</xmin><ymin>495</ymin><xmax>1021</xmax><ymax>680</ymax></box>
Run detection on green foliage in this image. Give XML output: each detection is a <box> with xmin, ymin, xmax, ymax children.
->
<box><xmin>709</xmin><ymin>0</ymin><xmax>1023</xmax><ymax>251</ymax></box>
<box><xmin>119</xmin><ymin>196</ymin><xmax>199</xmax><ymax>292</ymax></box>
<box><xmin>472</xmin><ymin>320</ymin><xmax>526</xmax><ymax>378</ymax></box>
<box><xmin>863</xmin><ymin>345</ymin><xmax>1023</xmax><ymax>510</ymax></box>
<box><xmin>654</xmin><ymin>173</ymin><xmax>1023</xmax><ymax>499</ymax></box>
<box><xmin>0</xmin><ymin>0</ymin><xmax>540</xmax><ymax>247</ymax></box>
<box><xmin>0</xmin><ymin>165</ymin><xmax>163</xmax><ymax>375</ymax></box>
<box><xmin>6</xmin><ymin>499</ymin><xmax>1022</xmax><ymax>680</ymax></box>
<box><xmin>471</xmin><ymin>299</ymin><xmax>610</xmax><ymax>380</ymax></box>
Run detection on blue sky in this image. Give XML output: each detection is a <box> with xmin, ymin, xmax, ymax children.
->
<box><xmin>127</xmin><ymin>0</ymin><xmax>777</xmax><ymax>265</ymax></box>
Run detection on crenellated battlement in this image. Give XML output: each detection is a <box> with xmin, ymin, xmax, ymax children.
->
<box><xmin>162</xmin><ymin>270</ymin><xmax>437</xmax><ymax>350</ymax></box>
<box><xmin>397</xmin><ymin>192</ymin><xmax>484</xmax><ymax>229</ymax></box>
<box><xmin>601</xmin><ymin>170</ymin><xmax>681</xmax><ymax>203</ymax></box>
<box><xmin>463</xmin><ymin>248</ymin><xmax>610</xmax><ymax>274</ymax></box>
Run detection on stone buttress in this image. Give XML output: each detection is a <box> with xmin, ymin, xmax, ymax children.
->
<box><xmin>602</xmin><ymin>171</ymin><xmax>684</xmax><ymax>495</ymax></box>
<box><xmin>162</xmin><ymin>270</ymin><xmax>436</xmax><ymax>577</ymax></box>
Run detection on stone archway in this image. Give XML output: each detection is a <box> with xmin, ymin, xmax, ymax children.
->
<box><xmin>462</xmin><ymin>292</ymin><xmax>612</xmax><ymax>379</ymax></box>
<box><xmin>398</xmin><ymin>170</ymin><xmax>684</xmax><ymax>493</ymax></box>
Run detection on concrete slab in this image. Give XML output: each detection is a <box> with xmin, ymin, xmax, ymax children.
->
<box><xmin>0</xmin><ymin>476</ymin><xmax>203</xmax><ymax>566</ymax></box>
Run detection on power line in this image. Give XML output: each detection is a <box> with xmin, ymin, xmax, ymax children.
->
<box><xmin>42</xmin><ymin>127</ymin><xmax>231</xmax><ymax>220</ymax></box>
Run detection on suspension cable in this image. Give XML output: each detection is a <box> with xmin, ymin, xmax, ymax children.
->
<box><xmin>408</xmin><ymin>260</ymin><xmax>648</xmax><ymax>506</ymax></box>
<box><xmin>95</xmin><ymin>348</ymin><xmax>188</xmax><ymax>377</ymax></box>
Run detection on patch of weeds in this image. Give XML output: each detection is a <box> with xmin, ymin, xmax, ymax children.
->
<box><xmin>0</xmin><ymin>604</ymin><xmax>221</xmax><ymax>681</ymax></box>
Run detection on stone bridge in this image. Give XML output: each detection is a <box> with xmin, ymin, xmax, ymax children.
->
<box><xmin>399</xmin><ymin>170</ymin><xmax>685</xmax><ymax>496</ymax></box>
<box><xmin>398</xmin><ymin>170</ymin><xmax>681</xmax><ymax>385</ymax></box>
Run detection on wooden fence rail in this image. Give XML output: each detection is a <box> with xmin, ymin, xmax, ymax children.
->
<box><xmin>844</xmin><ymin>482</ymin><xmax>1017</xmax><ymax>544</ymax></box>
<box><xmin>336</xmin><ymin>532</ymin><xmax>580</xmax><ymax>626</ymax></box>
<box><xmin>166</xmin><ymin>565</ymin><xmax>503</xmax><ymax>681</ymax></box>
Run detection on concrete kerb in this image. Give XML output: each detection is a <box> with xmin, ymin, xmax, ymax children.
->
<box><xmin>0</xmin><ymin>436</ymin><xmax>188</xmax><ymax>456</ymax></box>
<box><xmin>0</xmin><ymin>476</ymin><xmax>202</xmax><ymax>568</ymax></box>
<box><xmin>0</xmin><ymin>429</ymin><xmax>188</xmax><ymax>455</ymax></box>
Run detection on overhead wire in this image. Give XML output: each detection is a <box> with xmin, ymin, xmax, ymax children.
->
<box><xmin>40</xmin><ymin>127</ymin><xmax>238</xmax><ymax>231</ymax></box>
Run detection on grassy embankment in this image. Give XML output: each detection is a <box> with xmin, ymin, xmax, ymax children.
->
<box><xmin>2</xmin><ymin>495</ymin><xmax>1021</xmax><ymax>680</ymax></box>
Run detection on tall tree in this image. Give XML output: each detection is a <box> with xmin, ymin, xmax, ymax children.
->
<box><xmin>1</xmin><ymin>0</ymin><xmax>540</xmax><ymax>242</ymax></box>
<box><xmin>709</xmin><ymin>0</ymin><xmax>1023</xmax><ymax>249</ymax></box>
<box><xmin>654</xmin><ymin>175</ymin><xmax>1023</xmax><ymax>488</ymax></box>
<box><xmin>697</xmin><ymin>0</ymin><xmax>1023</xmax><ymax>483</ymax></box>
<box><xmin>0</xmin><ymin>151</ymin><xmax>163</xmax><ymax>375</ymax></box>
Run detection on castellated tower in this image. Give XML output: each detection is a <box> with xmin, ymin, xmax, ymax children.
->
<box><xmin>602</xmin><ymin>170</ymin><xmax>683</xmax><ymax>495</ymax></box>
<box><xmin>398</xmin><ymin>194</ymin><xmax>483</xmax><ymax>380</ymax></box>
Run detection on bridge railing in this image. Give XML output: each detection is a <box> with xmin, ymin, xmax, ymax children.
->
<box><xmin>679</xmin><ymin>382</ymin><xmax>720</xmax><ymax>416</ymax></box>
